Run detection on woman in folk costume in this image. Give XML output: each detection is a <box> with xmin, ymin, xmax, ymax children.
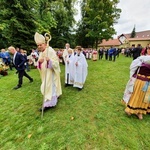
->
<box><xmin>34</xmin><ymin>32</ymin><xmax>62</xmax><ymax>111</ymax></box>
<box><xmin>65</xmin><ymin>49</ymin><xmax>75</xmax><ymax>86</ymax></box>
<box><xmin>92</xmin><ymin>49</ymin><xmax>98</xmax><ymax>61</ymax></box>
<box><xmin>73</xmin><ymin>46</ymin><xmax>88</xmax><ymax>90</ymax></box>
<box><xmin>122</xmin><ymin>46</ymin><xmax>150</xmax><ymax>120</ymax></box>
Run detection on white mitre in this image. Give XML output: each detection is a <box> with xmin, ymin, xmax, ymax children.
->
<box><xmin>34</xmin><ymin>32</ymin><xmax>45</xmax><ymax>44</ymax></box>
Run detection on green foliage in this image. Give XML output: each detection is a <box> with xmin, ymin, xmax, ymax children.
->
<box><xmin>0</xmin><ymin>0</ymin><xmax>37</xmax><ymax>50</ymax></box>
<box><xmin>35</xmin><ymin>0</ymin><xmax>57</xmax><ymax>33</ymax></box>
<box><xmin>0</xmin><ymin>0</ymin><xmax>121</xmax><ymax>50</ymax></box>
<box><xmin>50</xmin><ymin>0</ymin><xmax>76</xmax><ymax>48</ymax></box>
<box><xmin>0</xmin><ymin>0</ymin><xmax>77</xmax><ymax>49</ymax></box>
<box><xmin>76</xmin><ymin>0</ymin><xmax>121</xmax><ymax>49</ymax></box>
<box><xmin>1</xmin><ymin>55</ymin><xmax>150</xmax><ymax>149</ymax></box>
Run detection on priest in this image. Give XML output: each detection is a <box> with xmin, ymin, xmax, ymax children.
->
<box><xmin>65</xmin><ymin>49</ymin><xmax>75</xmax><ymax>86</ymax></box>
<box><xmin>63</xmin><ymin>43</ymin><xmax>74</xmax><ymax>64</ymax></box>
<box><xmin>73</xmin><ymin>46</ymin><xmax>88</xmax><ymax>90</ymax></box>
<box><xmin>34</xmin><ymin>32</ymin><xmax>62</xmax><ymax>111</ymax></box>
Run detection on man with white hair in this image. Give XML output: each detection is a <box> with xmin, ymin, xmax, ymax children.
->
<box><xmin>8</xmin><ymin>46</ymin><xmax>33</xmax><ymax>89</ymax></box>
<box><xmin>63</xmin><ymin>43</ymin><xmax>74</xmax><ymax>64</ymax></box>
<box><xmin>34</xmin><ymin>32</ymin><xmax>62</xmax><ymax>111</ymax></box>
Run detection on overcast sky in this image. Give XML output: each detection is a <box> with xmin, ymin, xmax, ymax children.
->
<box><xmin>74</xmin><ymin>0</ymin><xmax>150</xmax><ymax>38</ymax></box>
<box><xmin>114</xmin><ymin>0</ymin><xmax>150</xmax><ymax>37</ymax></box>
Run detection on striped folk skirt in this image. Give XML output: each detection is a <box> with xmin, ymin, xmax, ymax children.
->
<box><xmin>125</xmin><ymin>75</ymin><xmax>150</xmax><ymax>115</ymax></box>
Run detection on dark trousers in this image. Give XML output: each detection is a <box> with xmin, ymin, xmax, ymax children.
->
<box><xmin>109</xmin><ymin>55</ymin><xmax>112</xmax><ymax>61</ymax></box>
<box><xmin>18</xmin><ymin>70</ymin><xmax>32</xmax><ymax>86</ymax></box>
<box><xmin>113</xmin><ymin>55</ymin><xmax>116</xmax><ymax>61</ymax></box>
<box><xmin>105</xmin><ymin>54</ymin><xmax>108</xmax><ymax>60</ymax></box>
<box><xmin>99</xmin><ymin>54</ymin><xmax>103</xmax><ymax>60</ymax></box>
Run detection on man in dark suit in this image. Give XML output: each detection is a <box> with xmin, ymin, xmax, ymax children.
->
<box><xmin>8</xmin><ymin>46</ymin><xmax>33</xmax><ymax>89</ymax></box>
<box><xmin>131</xmin><ymin>44</ymin><xmax>142</xmax><ymax>60</ymax></box>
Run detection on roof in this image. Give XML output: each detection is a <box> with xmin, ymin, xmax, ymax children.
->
<box><xmin>99</xmin><ymin>39</ymin><xmax>121</xmax><ymax>46</ymax></box>
<box><xmin>123</xmin><ymin>30</ymin><xmax>150</xmax><ymax>39</ymax></box>
<box><xmin>99</xmin><ymin>30</ymin><xmax>150</xmax><ymax>47</ymax></box>
<box><xmin>128</xmin><ymin>38</ymin><xmax>150</xmax><ymax>41</ymax></box>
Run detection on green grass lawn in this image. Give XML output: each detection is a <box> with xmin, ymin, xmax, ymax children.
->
<box><xmin>0</xmin><ymin>55</ymin><xmax>150</xmax><ymax>150</ymax></box>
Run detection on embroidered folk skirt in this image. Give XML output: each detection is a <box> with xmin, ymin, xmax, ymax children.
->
<box><xmin>125</xmin><ymin>75</ymin><xmax>150</xmax><ymax>114</ymax></box>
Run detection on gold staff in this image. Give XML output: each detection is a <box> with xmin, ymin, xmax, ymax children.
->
<box><xmin>41</xmin><ymin>33</ymin><xmax>52</xmax><ymax>119</ymax></box>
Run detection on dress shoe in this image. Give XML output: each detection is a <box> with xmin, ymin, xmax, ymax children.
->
<box><xmin>13</xmin><ymin>85</ymin><xmax>21</xmax><ymax>90</ymax></box>
<box><xmin>29</xmin><ymin>79</ymin><xmax>33</xmax><ymax>83</ymax></box>
<box><xmin>78</xmin><ymin>88</ymin><xmax>82</xmax><ymax>91</ymax></box>
<box><xmin>65</xmin><ymin>84</ymin><xmax>69</xmax><ymax>87</ymax></box>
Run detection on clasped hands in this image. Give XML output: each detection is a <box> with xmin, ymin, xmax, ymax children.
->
<box><xmin>75</xmin><ymin>62</ymin><xmax>78</xmax><ymax>66</ymax></box>
<box><xmin>39</xmin><ymin>57</ymin><xmax>50</xmax><ymax>63</ymax></box>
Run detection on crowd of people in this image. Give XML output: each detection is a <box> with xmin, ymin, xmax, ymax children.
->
<box><xmin>121</xmin><ymin>44</ymin><xmax>147</xmax><ymax>59</ymax></box>
<box><xmin>0</xmin><ymin>33</ymin><xmax>88</xmax><ymax>112</ymax></box>
<box><xmin>63</xmin><ymin>44</ymin><xmax>88</xmax><ymax>91</ymax></box>
<box><xmin>33</xmin><ymin>33</ymin><xmax>88</xmax><ymax>111</ymax></box>
<box><xmin>0</xmin><ymin>47</ymin><xmax>39</xmax><ymax>73</ymax></box>
<box><xmin>1</xmin><ymin>35</ymin><xmax>150</xmax><ymax>120</ymax></box>
<box><xmin>57</xmin><ymin>46</ymin><xmax>120</xmax><ymax>63</ymax></box>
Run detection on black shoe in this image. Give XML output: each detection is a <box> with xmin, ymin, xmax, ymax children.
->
<box><xmin>78</xmin><ymin>88</ymin><xmax>82</xmax><ymax>91</ymax></box>
<box><xmin>13</xmin><ymin>85</ymin><xmax>21</xmax><ymax>90</ymax></box>
<box><xmin>29</xmin><ymin>79</ymin><xmax>33</xmax><ymax>83</ymax></box>
<box><xmin>65</xmin><ymin>84</ymin><xmax>68</xmax><ymax>87</ymax></box>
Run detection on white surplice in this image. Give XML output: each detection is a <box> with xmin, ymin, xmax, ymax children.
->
<box><xmin>73</xmin><ymin>52</ymin><xmax>88</xmax><ymax>89</ymax></box>
<box><xmin>63</xmin><ymin>48</ymin><xmax>74</xmax><ymax>64</ymax></box>
<box><xmin>65</xmin><ymin>53</ymin><xmax>75</xmax><ymax>85</ymax></box>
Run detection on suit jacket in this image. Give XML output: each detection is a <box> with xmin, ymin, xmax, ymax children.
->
<box><xmin>14</xmin><ymin>52</ymin><xmax>26</xmax><ymax>70</ymax></box>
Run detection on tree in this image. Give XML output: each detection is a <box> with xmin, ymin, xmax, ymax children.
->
<box><xmin>50</xmin><ymin>0</ymin><xmax>77</xmax><ymax>48</ymax></box>
<box><xmin>76</xmin><ymin>0</ymin><xmax>121</xmax><ymax>49</ymax></box>
<box><xmin>75</xmin><ymin>0</ymin><xmax>95</xmax><ymax>48</ymax></box>
<box><xmin>130</xmin><ymin>25</ymin><xmax>136</xmax><ymax>38</ymax></box>
<box><xmin>0</xmin><ymin>0</ymin><xmax>38</xmax><ymax>50</ymax></box>
<box><xmin>75</xmin><ymin>21</ymin><xmax>95</xmax><ymax>48</ymax></box>
<box><xmin>0</xmin><ymin>0</ymin><xmax>78</xmax><ymax>49</ymax></box>
<box><xmin>35</xmin><ymin>0</ymin><xmax>57</xmax><ymax>33</ymax></box>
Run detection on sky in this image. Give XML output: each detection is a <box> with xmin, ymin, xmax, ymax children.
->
<box><xmin>113</xmin><ymin>0</ymin><xmax>150</xmax><ymax>37</ymax></box>
<box><xmin>74</xmin><ymin>0</ymin><xmax>150</xmax><ymax>38</ymax></box>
